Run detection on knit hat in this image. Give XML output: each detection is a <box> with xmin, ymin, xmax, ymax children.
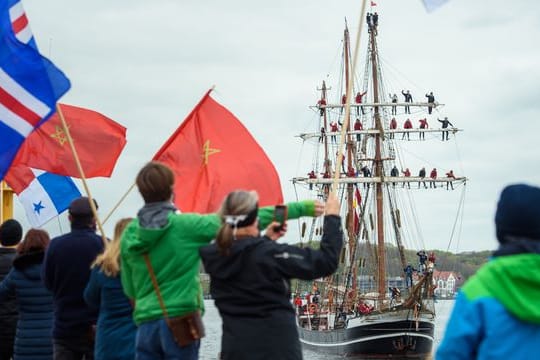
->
<box><xmin>68</xmin><ymin>196</ymin><xmax>98</xmax><ymax>217</ymax></box>
<box><xmin>495</xmin><ymin>184</ymin><xmax>540</xmax><ymax>243</ymax></box>
<box><xmin>0</xmin><ymin>219</ymin><xmax>23</xmax><ymax>246</ymax></box>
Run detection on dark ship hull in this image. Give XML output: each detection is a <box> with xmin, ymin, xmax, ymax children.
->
<box><xmin>298</xmin><ymin>311</ymin><xmax>434</xmax><ymax>358</ymax></box>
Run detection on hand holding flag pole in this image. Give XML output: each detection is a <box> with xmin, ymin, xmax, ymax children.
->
<box><xmin>55</xmin><ymin>104</ymin><xmax>107</xmax><ymax>245</ymax></box>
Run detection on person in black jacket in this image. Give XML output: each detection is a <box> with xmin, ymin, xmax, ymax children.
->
<box><xmin>0</xmin><ymin>219</ymin><xmax>22</xmax><ymax>360</ymax></box>
<box><xmin>200</xmin><ymin>191</ymin><xmax>343</xmax><ymax>360</ymax></box>
<box><xmin>42</xmin><ymin>197</ymin><xmax>104</xmax><ymax>359</ymax></box>
<box><xmin>0</xmin><ymin>229</ymin><xmax>53</xmax><ymax>360</ymax></box>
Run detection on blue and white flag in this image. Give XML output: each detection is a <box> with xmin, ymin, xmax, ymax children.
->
<box><xmin>6</xmin><ymin>166</ymin><xmax>80</xmax><ymax>227</ymax></box>
<box><xmin>422</xmin><ymin>0</ymin><xmax>450</xmax><ymax>13</ymax></box>
<box><xmin>0</xmin><ymin>0</ymin><xmax>71</xmax><ymax>180</ymax></box>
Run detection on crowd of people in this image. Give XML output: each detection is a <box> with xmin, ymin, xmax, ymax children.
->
<box><xmin>0</xmin><ymin>161</ymin><xmax>342</xmax><ymax>360</ymax></box>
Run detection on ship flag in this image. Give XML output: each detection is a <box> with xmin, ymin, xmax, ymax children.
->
<box><xmin>5</xmin><ymin>164</ymin><xmax>81</xmax><ymax>227</ymax></box>
<box><xmin>0</xmin><ymin>0</ymin><xmax>71</xmax><ymax>180</ymax></box>
<box><xmin>153</xmin><ymin>89</ymin><xmax>284</xmax><ymax>213</ymax></box>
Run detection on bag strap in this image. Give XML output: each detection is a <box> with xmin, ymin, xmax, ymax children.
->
<box><xmin>143</xmin><ymin>254</ymin><xmax>169</xmax><ymax>320</ymax></box>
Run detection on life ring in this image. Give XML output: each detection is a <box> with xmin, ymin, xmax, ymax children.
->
<box><xmin>309</xmin><ymin>303</ymin><xmax>318</xmax><ymax>314</ymax></box>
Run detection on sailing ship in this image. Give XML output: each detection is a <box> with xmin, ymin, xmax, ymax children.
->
<box><xmin>291</xmin><ymin>14</ymin><xmax>466</xmax><ymax>359</ymax></box>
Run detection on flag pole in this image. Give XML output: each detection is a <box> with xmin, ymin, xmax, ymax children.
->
<box><xmin>56</xmin><ymin>104</ymin><xmax>108</xmax><ymax>245</ymax></box>
<box><xmin>102</xmin><ymin>182</ymin><xmax>136</xmax><ymax>225</ymax></box>
<box><xmin>331</xmin><ymin>0</ymin><xmax>368</xmax><ymax>194</ymax></box>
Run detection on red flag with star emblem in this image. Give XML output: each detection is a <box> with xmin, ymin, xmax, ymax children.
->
<box><xmin>153</xmin><ymin>89</ymin><xmax>283</xmax><ymax>213</ymax></box>
<box><xmin>13</xmin><ymin>104</ymin><xmax>127</xmax><ymax>178</ymax></box>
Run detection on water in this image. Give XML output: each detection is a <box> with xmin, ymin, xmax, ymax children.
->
<box><xmin>199</xmin><ymin>299</ymin><xmax>455</xmax><ymax>359</ymax></box>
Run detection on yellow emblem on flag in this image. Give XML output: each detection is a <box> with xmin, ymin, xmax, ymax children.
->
<box><xmin>202</xmin><ymin>140</ymin><xmax>220</xmax><ymax>165</ymax></box>
<box><xmin>50</xmin><ymin>124</ymin><xmax>70</xmax><ymax>146</ymax></box>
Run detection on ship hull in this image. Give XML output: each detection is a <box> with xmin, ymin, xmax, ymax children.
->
<box><xmin>298</xmin><ymin>312</ymin><xmax>434</xmax><ymax>358</ymax></box>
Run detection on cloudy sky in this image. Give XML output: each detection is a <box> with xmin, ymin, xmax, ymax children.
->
<box><xmin>13</xmin><ymin>0</ymin><xmax>540</xmax><ymax>252</ymax></box>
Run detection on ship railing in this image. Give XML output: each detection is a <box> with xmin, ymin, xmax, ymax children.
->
<box><xmin>298</xmin><ymin>128</ymin><xmax>462</xmax><ymax>141</ymax></box>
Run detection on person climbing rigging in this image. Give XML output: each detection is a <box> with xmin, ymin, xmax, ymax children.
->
<box><xmin>354</xmin><ymin>118</ymin><xmax>363</xmax><ymax>142</ymax></box>
<box><xmin>429</xmin><ymin>168</ymin><xmax>437</xmax><ymax>188</ymax></box>
<box><xmin>418</xmin><ymin>167</ymin><xmax>427</xmax><ymax>189</ymax></box>
<box><xmin>404</xmin><ymin>264</ymin><xmax>416</xmax><ymax>288</ymax></box>
<box><xmin>417</xmin><ymin>250</ymin><xmax>428</xmax><ymax>273</ymax></box>
<box><xmin>425</xmin><ymin>92</ymin><xmax>435</xmax><ymax>114</ymax></box>
<box><xmin>445</xmin><ymin>169</ymin><xmax>456</xmax><ymax>190</ymax></box>
<box><xmin>402</xmin><ymin>168</ymin><xmax>411</xmax><ymax>188</ymax></box>
<box><xmin>317</xmin><ymin>98</ymin><xmax>326</xmax><ymax>117</ymax></box>
<box><xmin>355</xmin><ymin>91</ymin><xmax>367</xmax><ymax>115</ymax></box>
<box><xmin>390</xmin><ymin>93</ymin><xmax>398</xmax><ymax>115</ymax></box>
<box><xmin>401</xmin><ymin>90</ymin><xmax>413</xmax><ymax>114</ymax></box>
<box><xmin>419</xmin><ymin>118</ymin><xmax>428</xmax><ymax>140</ymax></box>
<box><xmin>438</xmin><ymin>117</ymin><xmax>454</xmax><ymax>141</ymax></box>
<box><xmin>402</xmin><ymin>118</ymin><xmax>412</xmax><ymax>140</ymax></box>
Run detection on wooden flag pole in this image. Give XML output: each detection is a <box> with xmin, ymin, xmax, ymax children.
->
<box><xmin>102</xmin><ymin>182</ymin><xmax>136</xmax><ymax>225</ymax></box>
<box><xmin>332</xmin><ymin>0</ymin><xmax>368</xmax><ymax>195</ymax></box>
<box><xmin>56</xmin><ymin>104</ymin><xmax>108</xmax><ymax>245</ymax></box>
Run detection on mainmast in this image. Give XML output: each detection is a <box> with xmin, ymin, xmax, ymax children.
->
<box><xmin>368</xmin><ymin>25</ymin><xmax>386</xmax><ymax>300</ymax></box>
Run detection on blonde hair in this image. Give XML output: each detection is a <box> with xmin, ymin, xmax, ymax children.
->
<box><xmin>92</xmin><ymin>217</ymin><xmax>133</xmax><ymax>276</ymax></box>
<box><xmin>216</xmin><ymin>190</ymin><xmax>258</xmax><ymax>255</ymax></box>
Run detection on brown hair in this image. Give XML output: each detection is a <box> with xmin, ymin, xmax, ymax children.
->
<box><xmin>216</xmin><ymin>190</ymin><xmax>258</xmax><ymax>255</ymax></box>
<box><xmin>17</xmin><ymin>229</ymin><xmax>50</xmax><ymax>254</ymax></box>
<box><xmin>136</xmin><ymin>161</ymin><xmax>175</xmax><ymax>203</ymax></box>
<box><xmin>92</xmin><ymin>218</ymin><xmax>133</xmax><ymax>277</ymax></box>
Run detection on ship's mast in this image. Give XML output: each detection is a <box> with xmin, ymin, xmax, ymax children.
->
<box><xmin>368</xmin><ymin>27</ymin><xmax>386</xmax><ymax>300</ymax></box>
<box><xmin>321</xmin><ymin>81</ymin><xmax>330</xmax><ymax>177</ymax></box>
<box><xmin>343</xmin><ymin>27</ymin><xmax>358</xmax><ymax>299</ymax></box>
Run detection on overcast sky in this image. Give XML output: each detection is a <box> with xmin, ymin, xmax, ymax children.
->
<box><xmin>14</xmin><ymin>0</ymin><xmax>540</xmax><ymax>252</ymax></box>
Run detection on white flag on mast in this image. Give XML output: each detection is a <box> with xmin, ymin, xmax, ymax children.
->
<box><xmin>422</xmin><ymin>0</ymin><xmax>450</xmax><ymax>13</ymax></box>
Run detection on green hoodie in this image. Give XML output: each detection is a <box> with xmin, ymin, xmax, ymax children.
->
<box><xmin>120</xmin><ymin>201</ymin><xmax>315</xmax><ymax>325</ymax></box>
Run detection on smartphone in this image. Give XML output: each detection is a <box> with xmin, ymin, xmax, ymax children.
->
<box><xmin>273</xmin><ymin>205</ymin><xmax>288</xmax><ymax>232</ymax></box>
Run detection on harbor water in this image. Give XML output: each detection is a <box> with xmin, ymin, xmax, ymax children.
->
<box><xmin>199</xmin><ymin>299</ymin><xmax>455</xmax><ymax>359</ymax></box>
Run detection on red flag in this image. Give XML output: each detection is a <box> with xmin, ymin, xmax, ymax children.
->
<box><xmin>154</xmin><ymin>90</ymin><xmax>283</xmax><ymax>213</ymax></box>
<box><xmin>371</xmin><ymin>1</ymin><xmax>377</xmax><ymax>6</ymax></box>
<box><xmin>13</xmin><ymin>104</ymin><xmax>127</xmax><ymax>178</ymax></box>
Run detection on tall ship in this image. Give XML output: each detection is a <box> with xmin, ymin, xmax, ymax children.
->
<box><xmin>291</xmin><ymin>12</ymin><xmax>466</xmax><ymax>359</ymax></box>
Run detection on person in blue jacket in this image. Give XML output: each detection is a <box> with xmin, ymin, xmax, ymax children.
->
<box><xmin>0</xmin><ymin>229</ymin><xmax>53</xmax><ymax>360</ymax></box>
<box><xmin>84</xmin><ymin>218</ymin><xmax>136</xmax><ymax>360</ymax></box>
<box><xmin>437</xmin><ymin>184</ymin><xmax>540</xmax><ymax>359</ymax></box>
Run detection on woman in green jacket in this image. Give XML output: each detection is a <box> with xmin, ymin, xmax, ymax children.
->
<box><xmin>120</xmin><ymin>161</ymin><xmax>322</xmax><ymax>359</ymax></box>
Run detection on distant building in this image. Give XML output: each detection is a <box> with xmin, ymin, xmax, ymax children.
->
<box><xmin>433</xmin><ymin>270</ymin><xmax>463</xmax><ymax>298</ymax></box>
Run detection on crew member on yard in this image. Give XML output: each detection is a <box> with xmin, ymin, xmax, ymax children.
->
<box><xmin>438</xmin><ymin>117</ymin><xmax>454</xmax><ymax>141</ymax></box>
<box><xmin>355</xmin><ymin>91</ymin><xmax>367</xmax><ymax>115</ymax></box>
<box><xmin>419</xmin><ymin>118</ymin><xmax>428</xmax><ymax>140</ymax></box>
<box><xmin>425</xmin><ymin>92</ymin><xmax>435</xmax><ymax>114</ymax></box>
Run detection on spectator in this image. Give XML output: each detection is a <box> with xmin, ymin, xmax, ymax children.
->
<box><xmin>0</xmin><ymin>229</ymin><xmax>53</xmax><ymax>360</ymax></box>
<box><xmin>84</xmin><ymin>218</ymin><xmax>137</xmax><ymax>360</ymax></box>
<box><xmin>120</xmin><ymin>162</ymin><xmax>323</xmax><ymax>359</ymax></box>
<box><xmin>437</xmin><ymin>184</ymin><xmax>540</xmax><ymax>359</ymax></box>
<box><xmin>0</xmin><ymin>219</ymin><xmax>23</xmax><ymax>360</ymax></box>
<box><xmin>199</xmin><ymin>192</ymin><xmax>342</xmax><ymax>360</ymax></box>
<box><xmin>43</xmin><ymin>197</ymin><xmax>104</xmax><ymax>359</ymax></box>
